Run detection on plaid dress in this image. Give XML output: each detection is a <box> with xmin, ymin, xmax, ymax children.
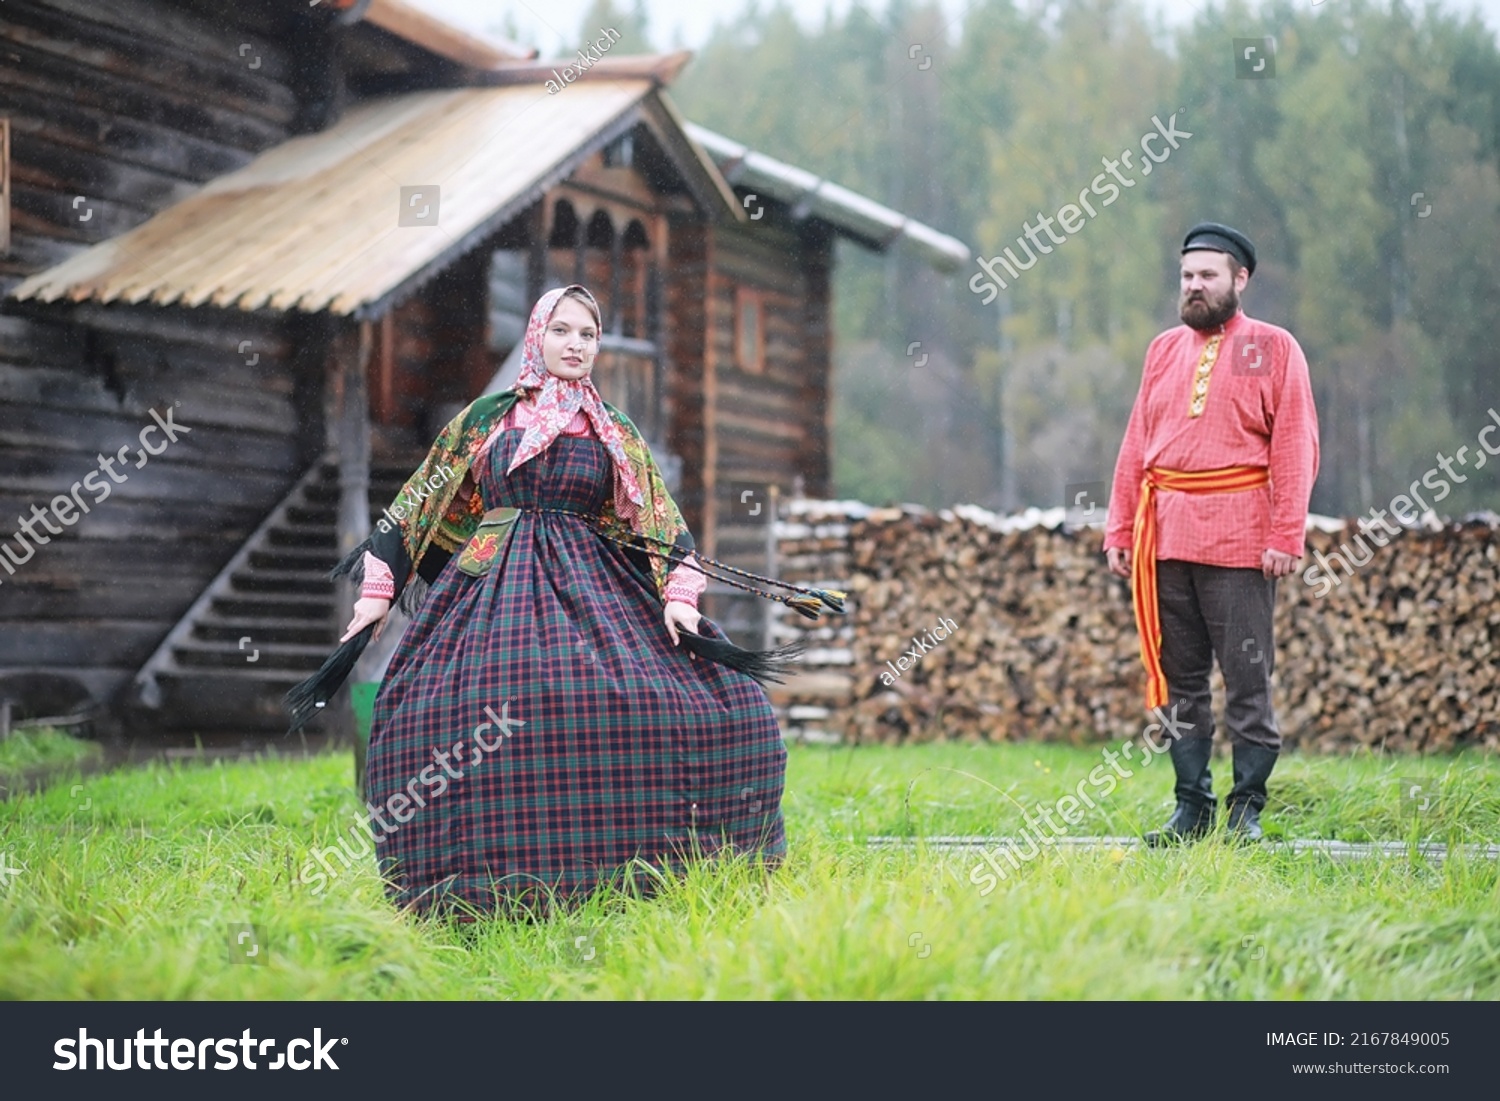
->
<box><xmin>364</xmin><ymin>426</ymin><xmax>788</xmax><ymax>917</ymax></box>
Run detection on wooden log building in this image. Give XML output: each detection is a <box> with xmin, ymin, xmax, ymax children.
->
<box><xmin>0</xmin><ymin>0</ymin><xmax>969</xmax><ymax>738</ymax></box>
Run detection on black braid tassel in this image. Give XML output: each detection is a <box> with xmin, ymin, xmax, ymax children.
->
<box><xmin>677</xmin><ymin>630</ymin><xmax>807</xmax><ymax>687</ymax></box>
<box><xmin>283</xmin><ymin>625</ymin><xmax>372</xmax><ymax>735</ymax></box>
<box><xmin>572</xmin><ymin>517</ymin><xmax>848</xmax><ymax>619</ymax></box>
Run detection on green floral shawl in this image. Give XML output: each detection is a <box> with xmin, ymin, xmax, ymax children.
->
<box><xmin>366</xmin><ymin>388</ymin><xmax>691</xmax><ymax>602</ymax></box>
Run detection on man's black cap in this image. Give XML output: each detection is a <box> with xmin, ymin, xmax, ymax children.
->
<box><xmin>1181</xmin><ymin>222</ymin><xmax>1256</xmax><ymax>276</ymax></box>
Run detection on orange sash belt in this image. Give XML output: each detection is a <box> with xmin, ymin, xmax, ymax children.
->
<box><xmin>1130</xmin><ymin>465</ymin><xmax>1270</xmax><ymax>709</ymax></box>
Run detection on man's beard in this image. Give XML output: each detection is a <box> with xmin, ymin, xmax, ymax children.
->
<box><xmin>1179</xmin><ymin>285</ymin><xmax>1239</xmax><ymax>330</ymax></box>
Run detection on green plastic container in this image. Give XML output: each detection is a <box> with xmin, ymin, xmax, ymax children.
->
<box><xmin>350</xmin><ymin>682</ymin><xmax>379</xmax><ymax>798</ymax></box>
<box><xmin>350</xmin><ymin>682</ymin><xmax>379</xmax><ymax>747</ymax></box>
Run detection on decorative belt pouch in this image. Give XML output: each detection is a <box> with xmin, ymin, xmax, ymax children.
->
<box><xmin>456</xmin><ymin>507</ymin><xmax>520</xmax><ymax>577</ymax></box>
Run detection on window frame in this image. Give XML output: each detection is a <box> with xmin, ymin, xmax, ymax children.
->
<box><xmin>733</xmin><ymin>285</ymin><xmax>765</xmax><ymax>374</ymax></box>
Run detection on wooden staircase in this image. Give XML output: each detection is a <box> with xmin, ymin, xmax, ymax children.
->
<box><xmin>128</xmin><ymin>455</ymin><xmax>418</xmax><ymax>735</ymax></box>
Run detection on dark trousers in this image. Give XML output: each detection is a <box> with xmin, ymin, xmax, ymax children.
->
<box><xmin>1155</xmin><ymin>559</ymin><xmax>1281</xmax><ymax>752</ymax></box>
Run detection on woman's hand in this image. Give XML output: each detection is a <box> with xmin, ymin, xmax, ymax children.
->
<box><xmin>663</xmin><ymin>600</ymin><xmax>701</xmax><ymax>646</ymax></box>
<box><xmin>341</xmin><ymin>596</ymin><xmax>391</xmax><ymax>644</ymax></box>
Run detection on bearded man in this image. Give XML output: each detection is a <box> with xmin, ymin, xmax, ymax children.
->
<box><xmin>1103</xmin><ymin>223</ymin><xmax>1320</xmax><ymax>843</ymax></box>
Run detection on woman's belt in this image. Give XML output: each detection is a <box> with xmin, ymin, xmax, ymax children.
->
<box><xmin>1130</xmin><ymin>465</ymin><xmax>1271</xmax><ymax>709</ymax></box>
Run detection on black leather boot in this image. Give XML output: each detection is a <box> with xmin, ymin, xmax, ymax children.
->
<box><xmin>1144</xmin><ymin>734</ymin><xmax>1216</xmax><ymax>847</ymax></box>
<box><xmin>1225</xmin><ymin>743</ymin><xmax>1278</xmax><ymax>842</ymax></box>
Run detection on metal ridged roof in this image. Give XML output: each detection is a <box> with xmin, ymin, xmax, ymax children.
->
<box><xmin>685</xmin><ymin>123</ymin><xmax>971</xmax><ymax>273</ymax></box>
<box><xmin>12</xmin><ymin>81</ymin><xmax>653</xmax><ymax>318</ymax></box>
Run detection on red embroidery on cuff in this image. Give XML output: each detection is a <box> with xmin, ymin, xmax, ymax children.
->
<box><xmin>361</xmin><ymin>551</ymin><xmax>395</xmax><ymax>601</ymax></box>
<box><xmin>664</xmin><ymin>555</ymin><xmax>707</xmax><ymax>607</ymax></box>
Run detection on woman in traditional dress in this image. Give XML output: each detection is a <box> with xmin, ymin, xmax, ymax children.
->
<box><xmin>287</xmin><ymin>285</ymin><xmax>840</xmax><ymax>918</ymax></box>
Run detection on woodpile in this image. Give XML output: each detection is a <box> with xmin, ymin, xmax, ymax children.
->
<box><xmin>764</xmin><ymin>500</ymin><xmax>860</xmax><ymax>745</ymax></box>
<box><xmin>768</xmin><ymin>501</ymin><xmax>1500</xmax><ymax>752</ymax></box>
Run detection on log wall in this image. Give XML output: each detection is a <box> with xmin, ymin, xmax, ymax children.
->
<box><xmin>664</xmin><ymin>216</ymin><xmax>710</xmax><ymax>541</ymax></box>
<box><xmin>375</xmin><ymin>248</ymin><xmax>496</xmax><ymax>450</ymax></box>
<box><xmin>769</xmin><ymin>500</ymin><xmax>1500</xmax><ymax>753</ymax></box>
<box><xmin>0</xmin><ymin>0</ymin><xmax>318</xmax><ymax>712</ymax></box>
<box><xmin>707</xmin><ymin>214</ymin><xmax>834</xmax><ymax>571</ymax></box>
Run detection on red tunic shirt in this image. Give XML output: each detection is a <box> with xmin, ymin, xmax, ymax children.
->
<box><xmin>1104</xmin><ymin>309</ymin><xmax>1320</xmax><ymax>567</ymax></box>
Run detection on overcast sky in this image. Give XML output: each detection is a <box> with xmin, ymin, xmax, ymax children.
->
<box><xmin>415</xmin><ymin>0</ymin><xmax>1500</xmax><ymax>56</ymax></box>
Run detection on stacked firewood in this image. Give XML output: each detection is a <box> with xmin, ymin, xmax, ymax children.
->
<box><xmin>769</xmin><ymin>501</ymin><xmax>1500</xmax><ymax>752</ymax></box>
<box><xmin>767</xmin><ymin>500</ymin><xmax>862</xmax><ymax>745</ymax></box>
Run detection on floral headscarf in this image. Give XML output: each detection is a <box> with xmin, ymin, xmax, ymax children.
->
<box><xmin>508</xmin><ymin>285</ymin><xmax>645</xmax><ymax>525</ymax></box>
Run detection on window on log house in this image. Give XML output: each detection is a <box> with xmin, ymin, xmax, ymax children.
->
<box><xmin>0</xmin><ymin>118</ymin><xmax>10</xmax><ymax>255</ymax></box>
<box><xmin>735</xmin><ymin>286</ymin><xmax>764</xmax><ymax>374</ymax></box>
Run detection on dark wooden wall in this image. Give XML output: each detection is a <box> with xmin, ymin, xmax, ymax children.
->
<box><xmin>0</xmin><ymin>0</ymin><xmax>319</xmax><ymax>712</ymax></box>
<box><xmin>795</xmin><ymin>222</ymin><xmax>835</xmax><ymax>498</ymax></box>
<box><xmin>664</xmin><ymin>217</ymin><xmax>711</xmax><ymax>545</ymax></box>
<box><xmin>372</xmin><ymin>249</ymin><xmax>495</xmax><ymax>453</ymax></box>
<box><xmin>706</xmin><ymin>213</ymin><xmax>835</xmax><ymax>570</ymax></box>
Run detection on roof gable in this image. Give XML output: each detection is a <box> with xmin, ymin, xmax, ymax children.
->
<box><xmin>11</xmin><ymin>81</ymin><xmax>736</xmax><ymax>318</ymax></box>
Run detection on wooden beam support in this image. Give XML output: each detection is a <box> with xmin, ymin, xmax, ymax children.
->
<box><xmin>646</xmin><ymin>263</ymin><xmax>664</xmax><ymax>449</ymax></box>
<box><xmin>326</xmin><ymin>320</ymin><xmax>373</xmax><ymax>740</ymax></box>
<box><xmin>375</xmin><ymin>312</ymin><xmax>394</xmax><ymax>421</ymax></box>
<box><xmin>1</xmin><ymin>117</ymin><xmax>10</xmax><ymax>257</ymax></box>
<box><xmin>526</xmin><ymin>200</ymin><xmax>546</xmax><ymax>308</ymax></box>
<box><xmin>701</xmin><ymin>233</ymin><xmax>719</xmax><ymax>560</ymax></box>
<box><xmin>608</xmin><ymin>224</ymin><xmax>623</xmax><ymax>334</ymax></box>
<box><xmin>332</xmin><ymin>321</ymin><xmax>373</xmax><ymax>563</ymax></box>
<box><xmin>571</xmin><ymin>205</ymin><xmax>585</xmax><ymax>285</ymax></box>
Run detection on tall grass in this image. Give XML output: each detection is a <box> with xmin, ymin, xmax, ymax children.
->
<box><xmin>0</xmin><ymin>728</ymin><xmax>103</xmax><ymax>779</ymax></box>
<box><xmin>1</xmin><ymin>742</ymin><xmax>1496</xmax><ymax>999</ymax></box>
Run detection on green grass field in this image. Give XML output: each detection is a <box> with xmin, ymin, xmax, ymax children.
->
<box><xmin>0</xmin><ymin>727</ymin><xmax>103</xmax><ymax>780</ymax></box>
<box><xmin>2</xmin><ymin>739</ymin><xmax>1497</xmax><ymax>999</ymax></box>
